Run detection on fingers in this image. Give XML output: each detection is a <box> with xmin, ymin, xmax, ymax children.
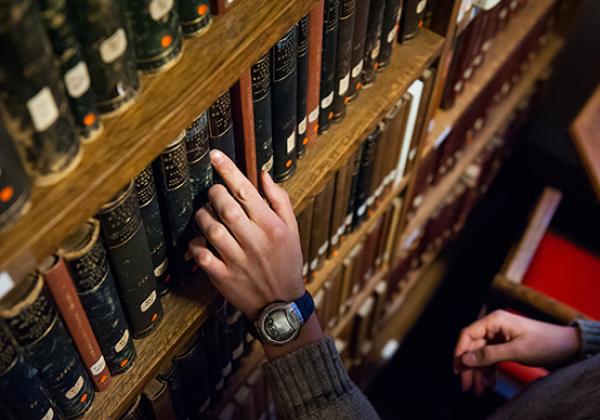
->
<box><xmin>461</xmin><ymin>369</ymin><xmax>474</xmax><ymax>392</ymax></box>
<box><xmin>195</xmin><ymin>206</ymin><xmax>245</xmax><ymax>265</ymax></box>
<box><xmin>461</xmin><ymin>342</ymin><xmax>514</xmax><ymax>367</ymax></box>
<box><xmin>260</xmin><ymin>171</ymin><xmax>298</xmax><ymax>233</ymax></box>
<box><xmin>188</xmin><ymin>237</ymin><xmax>229</xmax><ymax>282</ymax></box>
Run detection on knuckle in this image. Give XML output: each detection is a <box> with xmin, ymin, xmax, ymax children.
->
<box><xmin>236</xmin><ymin>183</ymin><xmax>254</xmax><ymax>202</ymax></box>
<box><xmin>223</xmin><ymin>205</ymin><xmax>242</xmax><ymax>224</ymax></box>
<box><xmin>268</xmin><ymin>223</ymin><xmax>288</xmax><ymax>241</ymax></box>
<box><xmin>207</xmin><ymin>224</ymin><xmax>226</xmax><ymax>242</ymax></box>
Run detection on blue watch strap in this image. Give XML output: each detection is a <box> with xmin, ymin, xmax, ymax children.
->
<box><xmin>293</xmin><ymin>290</ymin><xmax>315</xmax><ymax>323</ymax></box>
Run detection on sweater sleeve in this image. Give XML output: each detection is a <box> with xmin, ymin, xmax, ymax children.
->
<box><xmin>573</xmin><ymin>319</ymin><xmax>600</xmax><ymax>358</ymax></box>
<box><xmin>262</xmin><ymin>336</ymin><xmax>380</xmax><ymax>420</ymax></box>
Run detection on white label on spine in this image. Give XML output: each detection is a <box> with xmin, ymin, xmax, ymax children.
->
<box><xmin>42</xmin><ymin>408</ymin><xmax>54</xmax><ymax>420</ymax></box>
<box><xmin>154</xmin><ymin>258</ymin><xmax>168</xmax><ymax>277</ymax></box>
<box><xmin>339</xmin><ymin>73</ymin><xmax>350</xmax><ymax>95</ymax></box>
<box><xmin>261</xmin><ymin>155</ymin><xmax>273</xmax><ymax>172</ymax></box>
<box><xmin>375</xmin><ymin>185</ymin><xmax>384</xmax><ymax>198</ymax></box>
<box><xmin>27</xmin><ymin>87</ymin><xmax>59</xmax><ymax>132</ymax></box>
<box><xmin>90</xmin><ymin>356</ymin><xmax>107</xmax><ymax>376</ymax></box>
<box><xmin>331</xmin><ymin>233</ymin><xmax>340</xmax><ymax>246</ymax></box>
<box><xmin>222</xmin><ymin>361</ymin><xmax>232</xmax><ymax>377</ymax></box>
<box><xmin>64</xmin><ymin>61</ymin><xmax>91</xmax><ymax>99</ymax></box>
<box><xmin>302</xmin><ymin>262</ymin><xmax>308</xmax><ymax>277</ymax></box>
<box><xmin>65</xmin><ymin>376</ymin><xmax>84</xmax><ymax>399</ymax></box>
<box><xmin>321</xmin><ymin>91</ymin><xmax>334</xmax><ymax>108</ymax></box>
<box><xmin>232</xmin><ymin>342</ymin><xmax>244</xmax><ymax>359</ymax></box>
<box><xmin>366</xmin><ymin>195</ymin><xmax>375</xmax><ymax>207</ymax></box>
<box><xmin>463</xmin><ymin>67</ymin><xmax>473</xmax><ymax>80</ymax></box>
<box><xmin>351</xmin><ymin>60</ymin><xmax>364</xmax><ymax>78</ymax></box>
<box><xmin>309</xmin><ymin>106</ymin><xmax>319</xmax><ymax>122</ymax></box>
<box><xmin>403</xmin><ymin>228</ymin><xmax>420</xmax><ymax>249</ymax></box>
<box><xmin>408</xmin><ymin>148</ymin><xmax>417</xmax><ymax>162</ymax></box>
<box><xmin>100</xmin><ymin>28</ymin><xmax>127</xmax><ymax>64</ymax></box>
<box><xmin>434</xmin><ymin>126</ymin><xmax>452</xmax><ymax>148</ymax></box>
<box><xmin>318</xmin><ymin>241</ymin><xmax>329</xmax><ymax>256</ymax></box>
<box><xmin>140</xmin><ymin>290</ymin><xmax>157</xmax><ymax>312</ymax></box>
<box><xmin>371</xmin><ymin>40</ymin><xmax>381</xmax><ymax>59</ymax></box>
<box><xmin>473</xmin><ymin>54</ymin><xmax>483</xmax><ymax>67</ymax></box>
<box><xmin>381</xmin><ymin>339</ymin><xmax>400</xmax><ymax>361</ymax></box>
<box><xmin>149</xmin><ymin>0</ymin><xmax>174</xmax><ymax>20</ymax></box>
<box><xmin>387</xmin><ymin>26</ymin><xmax>398</xmax><ymax>43</ymax></box>
<box><xmin>357</xmin><ymin>203</ymin><xmax>367</xmax><ymax>217</ymax></box>
<box><xmin>286</xmin><ymin>131</ymin><xmax>296</xmax><ymax>154</ymax></box>
<box><xmin>310</xmin><ymin>257</ymin><xmax>319</xmax><ymax>271</ymax></box>
<box><xmin>499</xmin><ymin>8</ymin><xmax>508</xmax><ymax>19</ymax></box>
<box><xmin>0</xmin><ymin>272</ymin><xmax>14</xmax><ymax>301</ymax></box>
<box><xmin>115</xmin><ymin>329</ymin><xmax>130</xmax><ymax>353</ymax></box>
<box><xmin>417</xmin><ymin>0</ymin><xmax>427</xmax><ymax>14</ymax></box>
<box><xmin>298</xmin><ymin>116</ymin><xmax>307</xmax><ymax>135</ymax></box>
<box><xmin>345</xmin><ymin>213</ymin><xmax>353</xmax><ymax>227</ymax></box>
<box><xmin>216</xmin><ymin>377</ymin><xmax>225</xmax><ymax>390</ymax></box>
<box><xmin>337</xmin><ymin>224</ymin><xmax>346</xmax><ymax>237</ymax></box>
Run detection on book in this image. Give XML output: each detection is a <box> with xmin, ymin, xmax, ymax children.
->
<box><xmin>59</xmin><ymin>219</ymin><xmax>137</xmax><ymax>375</ymax></box>
<box><xmin>270</xmin><ymin>25</ymin><xmax>299</xmax><ymax>182</ymax></box>
<box><xmin>178</xmin><ymin>0</ymin><xmax>212</xmax><ymax>36</ymax></box>
<box><xmin>231</xmin><ymin>69</ymin><xmax>258</xmax><ymax>187</ymax></box>
<box><xmin>399</xmin><ymin>0</ymin><xmax>427</xmax><ymax>42</ymax></box>
<box><xmin>202</xmin><ymin>298</ymin><xmax>231</xmax><ymax>394</ymax></box>
<box><xmin>38</xmin><ymin>0</ymin><xmax>102</xmax><ymax>142</ymax></box>
<box><xmin>347</xmin><ymin>0</ymin><xmax>371</xmax><ymax>101</ymax></box>
<box><xmin>383</xmin><ymin>198</ymin><xmax>404</xmax><ymax>265</ymax></box>
<box><xmin>121</xmin><ymin>395</ymin><xmax>145</xmax><ymax>420</ymax></box>
<box><xmin>208</xmin><ymin>91</ymin><xmax>237</xmax><ymax>163</ymax></box>
<box><xmin>396</xmin><ymin>79</ymin><xmax>424</xmax><ymax>182</ymax></box>
<box><xmin>71</xmin><ymin>0</ymin><xmax>140</xmax><ymax>115</ymax></box>
<box><xmin>377</xmin><ymin>0</ymin><xmax>403</xmax><ymax>69</ymax></box>
<box><xmin>371</xmin><ymin>280</ymin><xmax>388</xmax><ymax>331</ymax></box>
<box><xmin>142</xmin><ymin>378</ymin><xmax>176</xmax><ymax>420</ymax></box>
<box><xmin>39</xmin><ymin>255</ymin><xmax>112</xmax><ymax>391</ymax></box>
<box><xmin>251</xmin><ymin>54</ymin><xmax>274</xmax><ymax>177</ymax></box>
<box><xmin>324</xmin><ymin>264</ymin><xmax>343</xmax><ymax>328</ymax></box>
<box><xmin>124</xmin><ymin>0</ymin><xmax>183</xmax><ymax>73</ymax></box>
<box><xmin>318</xmin><ymin>0</ymin><xmax>340</xmax><ymax>134</ymax></box>
<box><xmin>246</xmin><ymin>368</ymin><xmax>267</xmax><ymax>420</ymax></box>
<box><xmin>353</xmin><ymin>128</ymin><xmax>380</xmax><ymax>227</ymax></box>
<box><xmin>0</xmin><ymin>122</ymin><xmax>31</xmax><ymax>232</ymax></box>
<box><xmin>338</xmin><ymin>255</ymin><xmax>356</xmax><ymax>314</ymax></box>
<box><xmin>331</xmin><ymin>0</ymin><xmax>356</xmax><ymax>121</ymax></box>
<box><xmin>350</xmin><ymin>296</ymin><xmax>374</xmax><ymax>358</ymax></box>
<box><xmin>226</xmin><ymin>306</ymin><xmax>246</xmax><ymax>369</ymax></box>
<box><xmin>97</xmin><ymin>182</ymin><xmax>163</xmax><ymax>338</ymax></box>
<box><xmin>345</xmin><ymin>146</ymin><xmax>364</xmax><ymax>232</ymax></box>
<box><xmin>406</xmin><ymin>68</ymin><xmax>436</xmax><ymax>176</ymax></box>
<box><xmin>233</xmin><ymin>385</ymin><xmax>256</xmax><ymax>420</ymax></box>
<box><xmin>211</xmin><ymin>0</ymin><xmax>236</xmax><ymax>15</ymax></box>
<box><xmin>296</xmin><ymin>15</ymin><xmax>310</xmax><ymax>157</ymax></box>
<box><xmin>185</xmin><ymin>112</ymin><xmax>214</xmax><ymax>209</ymax></box>
<box><xmin>156</xmin><ymin>361</ymin><xmax>187</xmax><ymax>420</ymax></box>
<box><xmin>0</xmin><ymin>273</ymin><xmax>95</xmax><ymax>418</ymax></box>
<box><xmin>174</xmin><ymin>337</ymin><xmax>212</xmax><ymax>417</ymax></box>
<box><xmin>0</xmin><ymin>328</ymin><xmax>58</xmax><ymax>420</ymax></box>
<box><xmin>306</xmin><ymin>0</ymin><xmax>325</xmax><ymax>144</ymax></box>
<box><xmin>135</xmin><ymin>165</ymin><xmax>171</xmax><ymax>295</ymax></box>
<box><xmin>0</xmin><ymin>0</ymin><xmax>81</xmax><ymax>186</ymax></box>
<box><xmin>361</xmin><ymin>0</ymin><xmax>386</xmax><ymax>86</ymax></box>
<box><xmin>329</xmin><ymin>152</ymin><xmax>358</xmax><ymax>255</ymax></box>
<box><xmin>297</xmin><ymin>199</ymin><xmax>315</xmax><ymax>281</ymax></box>
<box><xmin>308</xmin><ymin>176</ymin><xmax>336</xmax><ymax>273</ymax></box>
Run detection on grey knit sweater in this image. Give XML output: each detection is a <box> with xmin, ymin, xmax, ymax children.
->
<box><xmin>263</xmin><ymin>319</ymin><xmax>600</xmax><ymax>420</ymax></box>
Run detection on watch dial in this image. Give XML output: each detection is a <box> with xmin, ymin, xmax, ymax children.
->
<box><xmin>265</xmin><ymin>309</ymin><xmax>295</xmax><ymax>342</ymax></box>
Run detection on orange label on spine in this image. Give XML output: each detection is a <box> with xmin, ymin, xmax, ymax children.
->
<box><xmin>0</xmin><ymin>186</ymin><xmax>14</xmax><ymax>202</ymax></box>
<box><xmin>161</xmin><ymin>35</ymin><xmax>173</xmax><ymax>48</ymax></box>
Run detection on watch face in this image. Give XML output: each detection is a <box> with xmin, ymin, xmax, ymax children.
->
<box><xmin>260</xmin><ymin>303</ymin><xmax>303</xmax><ymax>344</ymax></box>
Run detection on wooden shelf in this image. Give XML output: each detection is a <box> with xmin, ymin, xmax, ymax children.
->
<box><xmin>0</xmin><ymin>0</ymin><xmax>318</xmax><ymax>279</ymax></box>
<box><xmin>426</xmin><ymin>0</ymin><xmax>555</xmax><ymax>152</ymax></box>
<box><xmin>284</xmin><ymin>29</ymin><xmax>444</xmax><ymax>213</ymax></box>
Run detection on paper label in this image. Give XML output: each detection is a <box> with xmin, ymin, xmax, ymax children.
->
<box><xmin>154</xmin><ymin>259</ymin><xmax>168</xmax><ymax>277</ymax></box>
<box><xmin>232</xmin><ymin>342</ymin><xmax>244</xmax><ymax>359</ymax></box>
<box><xmin>298</xmin><ymin>116</ymin><xmax>307</xmax><ymax>135</ymax></box>
<box><xmin>27</xmin><ymin>87</ymin><xmax>59</xmax><ymax>132</ymax></box>
<box><xmin>375</xmin><ymin>185</ymin><xmax>384</xmax><ymax>198</ymax></box>
<box><xmin>434</xmin><ymin>126</ymin><xmax>452</xmax><ymax>148</ymax></box>
<box><xmin>149</xmin><ymin>0</ymin><xmax>174</xmax><ymax>20</ymax></box>
<box><xmin>345</xmin><ymin>213</ymin><xmax>353</xmax><ymax>227</ymax></box>
<box><xmin>473</xmin><ymin>54</ymin><xmax>483</xmax><ymax>67</ymax></box>
<box><xmin>339</xmin><ymin>73</ymin><xmax>350</xmax><ymax>95</ymax></box>
<box><xmin>302</xmin><ymin>263</ymin><xmax>308</xmax><ymax>277</ymax></box>
<box><xmin>310</xmin><ymin>257</ymin><xmax>319</xmax><ymax>271</ymax></box>
<box><xmin>309</xmin><ymin>106</ymin><xmax>319</xmax><ymax>122</ymax></box>
<box><xmin>366</xmin><ymin>196</ymin><xmax>375</xmax><ymax>207</ymax></box>
<box><xmin>64</xmin><ymin>61</ymin><xmax>91</xmax><ymax>99</ymax></box>
<box><xmin>482</xmin><ymin>40</ymin><xmax>493</xmax><ymax>53</ymax></box>
<box><xmin>321</xmin><ymin>91</ymin><xmax>334</xmax><ymax>108</ymax></box>
<box><xmin>222</xmin><ymin>361</ymin><xmax>232</xmax><ymax>377</ymax></box>
<box><xmin>140</xmin><ymin>290</ymin><xmax>157</xmax><ymax>312</ymax></box>
<box><xmin>387</xmin><ymin>26</ymin><xmax>398</xmax><ymax>43</ymax></box>
<box><xmin>42</xmin><ymin>408</ymin><xmax>54</xmax><ymax>420</ymax></box>
<box><xmin>381</xmin><ymin>339</ymin><xmax>400</xmax><ymax>361</ymax></box>
<box><xmin>90</xmin><ymin>356</ymin><xmax>106</xmax><ymax>376</ymax></box>
<box><xmin>261</xmin><ymin>155</ymin><xmax>273</xmax><ymax>172</ymax></box>
<box><xmin>286</xmin><ymin>131</ymin><xmax>296</xmax><ymax>154</ymax></box>
<box><xmin>331</xmin><ymin>233</ymin><xmax>340</xmax><ymax>246</ymax></box>
<box><xmin>216</xmin><ymin>377</ymin><xmax>225</xmax><ymax>390</ymax></box>
<box><xmin>417</xmin><ymin>0</ymin><xmax>427</xmax><ymax>14</ymax></box>
<box><xmin>318</xmin><ymin>241</ymin><xmax>329</xmax><ymax>256</ymax></box>
<box><xmin>115</xmin><ymin>329</ymin><xmax>130</xmax><ymax>353</ymax></box>
<box><xmin>65</xmin><ymin>376</ymin><xmax>84</xmax><ymax>399</ymax></box>
<box><xmin>0</xmin><ymin>272</ymin><xmax>14</xmax><ymax>301</ymax></box>
<box><xmin>454</xmin><ymin>80</ymin><xmax>463</xmax><ymax>93</ymax></box>
<box><xmin>408</xmin><ymin>148</ymin><xmax>417</xmax><ymax>162</ymax></box>
<box><xmin>370</xmin><ymin>40</ymin><xmax>381</xmax><ymax>59</ymax></box>
<box><xmin>357</xmin><ymin>203</ymin><xmax>367</xmax><ymax>217</ymax></box>
<box><xmin>351</xmin><ymin>60</ymin><xmax>364</xmax><ymax>78</ymax></box>
<box><xmin>463</xmin><ymin>67</ymin><xmax>473</xmax><ymax>80</ymax></box>
<box><xmin>413</xmin><ymin>194</ymin><xmax>424</xmax><ymax>208</ymax></box>
<box><xmin>100</xmin><ymin>28</ymin><xmax>127</xmax><ymax>64</ymax></box>
<box><xmin>499</xmin><ymin>8</ymin><xmax>508</xmax><ymax>19</ymax></box>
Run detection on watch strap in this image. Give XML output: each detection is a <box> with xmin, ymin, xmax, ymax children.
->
<box><xmin>293</xmin><ymin>290</ymin><xmax>315</xmax><ymax>323</ymax></box>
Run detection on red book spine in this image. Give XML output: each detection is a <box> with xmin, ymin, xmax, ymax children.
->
<box><xmin>306</xmin><ymin>0</ymin><xmax>325</xmax><ymax>144</ymax></box>
<box><xmin>231</xmin><ymin>69</ymin><xmax>258</xmax><ymax>188</ymax></box>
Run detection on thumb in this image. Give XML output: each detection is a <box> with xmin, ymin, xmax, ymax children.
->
<box><xmin>462</xmin><ymin>343</ymin><xmax>515</xmax><ymax>367</ymax></box>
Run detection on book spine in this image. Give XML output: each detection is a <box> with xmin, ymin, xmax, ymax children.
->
<box><xmin>97</xmin><ymin>182</ymin><xmax>163</xmax><ymax>338</ymax></box>
<box><xmin>71</xmin><ymin>0</ymin><xmax>140</xmax><ymax>114</ymax></box>
<box><xmin>296</xmin><ymin>15</ymin><xmax>310</xmax><ymax>157</ymax></box>
<box><xmin>141</xmin><ymin>378</ymin><xmax>177</xmax><ymax>420</ymax></box>
<box><xmin>0</xmin><ymin>274</ymin><xmax>95</xmax><ymax>418</ymax></box>
<box><xmin>177</xmin><ymin>0</ymin><xmax>212</xmax><ymax>36</ymax></box>
<box><xmin>331</xmin><ymin>0</ymin><xmax>356</xmax><ymax>122</ymax></box>
<box><xmin>0</xmin><ymin>328</ymin><xmax>58</xmax><ymax>420</ymax></box>
<box><xmin>0</xmin><ymin>122</ymin><xmax>31</xmax><ymax>233</ymax></box>
<box><xmin>251</xmin><ymin>54</ymin><xmax>274</xmax><ymax>177</ymax></box>
<box><xmin>345</xmin><ymin>146</ymin><xmax>364</xmax><ymax>233</ymax></box>
<box><xmin>270</xmin><ymin>25</ymin><xmax>299</xmax><ymax>182</ymax></box>
<box><xmin>406</xmin><ymin>68</ymin><xmax>435</xmax><ymax>176</ymax></box>
<box><xmin>60</xmin><ymin>220</ymin><xmax>137</xmax><ymax>375</ymax></box>
<box><xmin>226</xmin><ymin>307</ymin><xmax>246</xmax><ymax>371</ymax></box>
<box><xmin>202</xmin><ymin>299</ymin><xmax>230</xmax><ymax>394</ymax></box>
<box><xmin>377</xmin><ymin>0</ymin><xmax>403</xmax><ymax>69</ymax></box>
<box><xmin>347</xmin><ymin>0</ymin><xmax>371</xmax><ymax>101</ymax></box>
<box><xmin>297</xmin><ymin>200</ymin><xmax>314</xmax><ymax>282</ymax></box>
<box><xmin>208</xmin><ymin>91</ymin><xmax>237</xmax><ymax>163</ymax></box>
<box><xmin>124</xmin><ymin>0</ymin><xmax>183</xmax><ymax>73</ymax></box>
<box><xmin>211</xmin><ymin>0</ymin><xmax>236</xmax><ymax>15</ymax></box>
<box><xmin>399</xmin><ymin>0</ymin><xmax>427</xmax><ymax>42</ymax></box>
<box><xmin>153</xmin><ymin>133</ymin><xmax>195</xmax><ymax>286</ymax></box>
<box><xmin>185</xmin><ymin>112</ymin><xmax>213</xmax><ymax>209</ymax></box>
<box><xmin>308</xmin><ymin>177</ymin><xmax>335</xmax><ymax>273</ymax></box>
<box><xmin>0</xmin><ymin>0</ymin><xmax>81</xmax><ymax>186</ymax></box>
<box><xmin>306</xmin><ymin>0</ymin><xmax>324</xmax><ymax>144</ymax></box>
<box><xmin>157</xmin><ymin>362</ymin><xmax>187</xmax><ymax>420</ymax></box>
<box><xmin>135</xmin><ymin>166</ymin><xmax>171</xmax><ymax>295</ymax></box>
<box><xmin>353</xmin><ymin>129</ymin><xmax>380</xmax><ymax>227</ymax></box>
<box><xmin>174</xmin><ymin>340</ymin><xmax>212</xmax><ymax>418</ymax></box>
<box><xmin>231</xmin><ymin>70</ymin><xmax>258</xmax><ymax>187</ymax></box>
<box><xmin>318</xmin><ymin>0</ymin><xmax>340</xmax><ymax>134</ymax></box>
<box><xmin>361</xmin><ymin>0</ymin><xmax>386</xmax><ymax>86</ymax></box>
<box><xmin>41</xmin><ymin>256</ymin><xmax>112</xmax><ymax>391</ymax></box>
<box><xmin>329</xmin><ymin>154</ymin><xmax>356</xmax><ymax>254</ymax></box>
<box><xmin>38</xmin><ymin>0</ymin><xmax>102</xmax><ymax>142</ymax></box>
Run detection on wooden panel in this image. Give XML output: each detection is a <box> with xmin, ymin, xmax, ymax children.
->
<box><xmin>0</xmin><ymin>0</ymin><xmax>318</xmax><ymax>280</ymax></box>
<box><xmin>570</xmin><ymin>85</ymin><xmax>600</xmax><ymax>200</ymax></box>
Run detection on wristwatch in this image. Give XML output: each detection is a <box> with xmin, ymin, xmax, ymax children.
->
<box><xmin>253</xmin><ymin>291</ymin><xmax>315</xmax><ymax>346</ymax></box>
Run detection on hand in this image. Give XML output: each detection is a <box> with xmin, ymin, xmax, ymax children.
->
<box><xmin>188</xmin><ymin>150</ymin><xmax>324</xmax><ymax>359</ymax></box>
<box><xmin>453</xmin><ymin>310</ymin><xmax>581</xmax><ymax>395</ymax></box>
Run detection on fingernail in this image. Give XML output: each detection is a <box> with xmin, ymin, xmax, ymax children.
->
<box><xmin>210</xmin><ymin>149</ymin><xmax>224</xmax><ymax>164</ymax></box>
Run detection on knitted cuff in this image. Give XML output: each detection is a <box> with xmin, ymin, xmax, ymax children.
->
<box><xmin>572</xmin><ymin>319</ymin><xmax>600</xmax><ymax>359</ymax></box>
<box><xmin>262</xmin><ymin>336</ymin><xmax>354</xmax><ymax>419</ymax></box>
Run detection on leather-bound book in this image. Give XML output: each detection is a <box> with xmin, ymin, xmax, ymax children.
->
<box><xmin>353</xmin><ymin>128</ymin><xmax>380</xmax><ymax>227</ymax></box>
<box><xmin>39</xmin><ymin>255</ymin><xmax>112</xmax><ymax>391</ymax></box>
<box><xmin>440</xmin><ymin>29</ymin><xmax>469</xmax><ymax>110</ymax></box>
<box><xmin>374</xmin><ymin>207</ymin><xmax>393</xmax><ymax>267</ymax></box>
<box><xmin>121</xmin><ymin>395</ymin><xmax>145</xmax><ymax>420</ymax></box>
<box><xmin>0</xmin><ymin>273</ymin><xmax>94</xmax><ymax>418</ymax></box>
<box><xmin>381</xmin><ymin>95</ymin><xmax>410</xmax><ymax>188</ymax></box>
<box><xmin>153</xmin><ymin>134</ymin><xmax>195</xmax><ymax>286</ymax></box>
<box><xmin>0</xmin><ymin>0</ymin><xmax>81</xmax><ymax>185</ymax></box>
<box><xmin>202</xmin><ymin>298</ymin><xmax>230</xmax><ymax>394</ymax></box>
<box><xmin>396</xmin><ymin>79</ymin><xmax>423</xmax><ymax>182</ymax></box>
<box><xmin>329</xmin><ymin>152</ymin><xmax>358</xmax><ymax>255</ymax></box>
<box><xmin>142</xmin><ymin>377</ymin><xmax>176</xmax><ymax>420</ymax></box>
<box><xmin>178</xmin><ymin>0</ymin><xmax>212</xmax><ymax>36</ymax></box>
<box><xmin>296</xmin><ymin>15</ymin><xmax>310</xmax><ymax>157</ymax></box>
<box><xmin>71</xmin><ymin>0</ymin><xmax>139</xmax><ymax>115</ymax></box>
<box><xmin>211</xmin><ymin>0</ymin><xmax>235</xmax><ymax>15</ymax></box>
<box><xmin>496</xmin><ymin>0</ymin><xmax>510</xmax><ymax>31</ymax></box>
<box><xmin>368</xmin><ymin>121</ymin><xmax>388</xmax><ymax>210</ymax></box>
<box><xmin>408</xmin><ymin>144</ymin><xmax>437</xmax><ymax>210</ymax></box>
<box><xmin>308</xmin><ymin>177</ymin><xmax>336</xmax><ymax>274</ymax></box>
<box><xmin>97</xmin><ymin>182</ymin><xmax>163</xmax><ymax>338</ymax></box>
<box><xmin>174</xmin><ymin>336</ymin><xmax>212</xmax><ymax>417</ymax></box>
<box><xmin>226</xmin><ymin>306</ymin><xmax>246</xmax><ymax>371</ymax></box>
<box><xmin>406</xmin><ymin>68</ymin><xmax>436</xmax><ymax>176</ymax></box>
<box><xmin>297</xmin><ymin>199</ymin><xmax>314</xmax><ymax>282</ymax></box>
<box><xmin>60</xmin><ymin>219</ymin><xmax>136</xmax><ymax>375</ymax></box>
<box><xmin>270</xmin><ymin>25</ymin><xmax>299</xmax><ymax>181</ymax></box>
<box><xmin>209</xmin><ymin>91</ymin><xmax>237</xmax><ymax>163</ymax></box>
<box><xmin>362</xmin><ymin>217</ymin><xmax>383</xmax><ymax>281</ymax></box>
<box><xmin>231</xmin><ymin>69</ymin><xmax>258</xmax><ymax>187</ymax></box>
<box><xmin>399</xmin><ymin>0</ymin><xmax>428</xmax><ymax>42</ymax></box>
<box><xmin>251</xmin><ymin>54</ymin><xmax>274</xmax><ymax>177</ymax></box>
<box><xmin>345</xmin><ymin>146</ymin><xmax>364</xmax><ymax>233</ymax></box>
<box><xmin>371</xmin><ymin>280</ymin><xmax>388</xmax><ymax>328</ymax></box>
<box><xmin>377</xmin><ymin>0</ymin><xmax>403</xmax><ymax>70</ymax></box>
<box><xmin>349</xmin><ymin>296</ymin><xmax>374</xmax><ymax>358</ymax></box>
<box><xmin>461</xmin><ymin>11</ymin><xmax>488</xmax><ymax>82</ymax></box>
<box><xmin>135</xmin><ymin>166</ymin><xmax>171</xmax><ymax>295</ymax></box>
<box><xmin>234</xmin><ymin>385</ymin><xmax>256</xmax><ymax>420</ymax></box>
<box><xmin>157</xmin><ymin>361</ymin><xmax>187</xmax><ymax>420</ymax></box>
<box><xmin>338</xmin><ymin>255</ymin><xmax>355</xmax><ymax>314</ymax></box>
<box><xmin>185</xmin><ymin>112</ymin><xmax>213</xmax><ymax>209</ymax></box>
<box><xmin>38</xmin><ymin>0</ymin><xmax>102</xmax><ymax>142</ymax></box>
<box><xmin>331</xmin><ymin>0</ymin><xmax>356</xmax><ymax>122</ymax></box>
<box><xmin>318</xmin><ymin>0</ymin><xmax>340</xmax><ymax>134</ymax></box>
<box><xmin>306</xmin><ymin>0</ymin><xmax>324</xmax><ymax>144</ymax></box>
<box><xmin>0</xmin><ymin>328</ymin><xmax>58</xmax><ymax>420</ymax></box>
<box><xmin>349</xmin><ymin>240</ymin><xmax>368</xmax><ymax>295</ymax></box>
<box><xmin>0</xmin><ymin>122</ymin><xmax>31</xmax><ymax>232</ymax></box>
<box><xmin>347</xmin><ymin>0</ymin><xmax>371</xmax><ymax>101</ymax></box>
<box><xmin>383</xmin><ymin>197</ymin><xmax>404</xmax><ymax>264</ymax></box>
<box><xmin>324</xmin><ymin>264</ymin><xmax>344</xmax><ymax>329</ymax></box>
<box><xmin>361</xmin><ymin>0</ymin><xmax>385</xmax><ymax>86</ymax></box>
